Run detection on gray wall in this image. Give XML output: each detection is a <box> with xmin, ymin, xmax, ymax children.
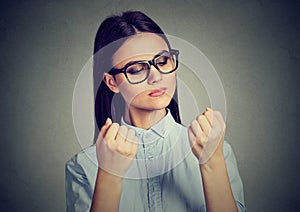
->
<box><xmin>1</xmin><ymin>0</ymin><xmax>299</xmax><ymax>211</ymax></box>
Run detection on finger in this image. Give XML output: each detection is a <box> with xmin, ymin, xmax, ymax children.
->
<box><xmin>203</xmin><ymin>107</ymin><xmax>213</xmax><ymax>127</ymax></box>
<box><xmin>188</xmin><ymin>126</ymin><xmax>206</xmax><ymax>147</ymax></box>
<box><xmin>188</xmin><ymin>127</ymin><xmax>204</xmax><ymax>158</ymax></box>
<box><xmin>126</xmin><ymin>134</ymin><xmax>139</xmax><ymax>157</ymax></box>
<box><xmin>209</xmin><ymin>111</ymin><xmax>225</xmax><ymax>134</ymax></box>
<box><xmin>125</xmin><ymin>129</ymin><xmax>138</xmax><ymax>144</ymax></box>
<box><xmin>190</xmin><ymin>119</ymin><xmax>202</xmax><ymax>138</ymax></box>
<box><xmin>115</xmin><ymin>125</ymin><xmax>128</xmax><ymax>149</ymax></box>
<box><xmin>191</xmin><ymin>140</ymin><xmax>203</xmax><ymax>159</ymax></box>
<box><xmin>120</xmin><ymin>141</ymin><xmax>133</xmax><ymax>157</ymax></box>
<box><xmin>197</xmin><ymin>114</ymin><xmax>211</xmax><ymax>136</ymax></box>
<box><xmin>214</xmin><ymin>110</ymin><xmax>225</xmax><ymax>127</ymax></box>
<box><xmin>104</xmin><ymin>123</ymin><xmax>120</xmax><ymax>146</ymax></box>
<box><xmin>121</xmin><ymin>129</ymin><xmax>138</xmax><ymax>157</ymax></box>
<box><xmin>188</xmin><ymin>127</ymin><xmax>197</xmax><ymax>147</ymax></box>
<box><xmin>96</xmin><ymin>118</ymin><xmax>112</xmax><ymax>143</ymax></box>
<box><xmin>190</xmin><ymin>120</ymin><xmax>207</xmax><ymax>147</ymax></box>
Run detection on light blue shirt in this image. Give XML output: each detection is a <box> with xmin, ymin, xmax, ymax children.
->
<box><xmin>65</xmin><ymin>110</ymin><xmax>246</xmax><ymax>211</ymax></box>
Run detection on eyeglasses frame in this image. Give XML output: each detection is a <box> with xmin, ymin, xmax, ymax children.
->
<box><xmin>108</xmin><ymin>49</ymin><xmax>179</xmax><ymax>84</ymax></box>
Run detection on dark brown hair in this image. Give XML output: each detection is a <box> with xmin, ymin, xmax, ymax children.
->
<box><xmin>93</xmin><ymin>11</ymin><xmax>181</xmax><ymax>135</ymax></box>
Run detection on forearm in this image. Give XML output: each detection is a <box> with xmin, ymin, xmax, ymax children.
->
<box><xmin>90</xmin><ymin>168</ymin><xmax>123</xmax><ymax>212</ymax></box>
<box><xmin>200</xmin><ymin>155</ymin><xmax>238</xmax><ymax>212</ymax></box>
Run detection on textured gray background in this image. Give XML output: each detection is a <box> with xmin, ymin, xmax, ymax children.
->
<box><xmin>1</xmin><ymin>0</ymin><xmax>299</xmax><ymax>211</ymax></box>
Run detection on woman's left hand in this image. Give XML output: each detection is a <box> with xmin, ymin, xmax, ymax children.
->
<box><xmin>188</xmin><ymin>107</ymin><xmax>226</xmax><ymax>166</ymax></box>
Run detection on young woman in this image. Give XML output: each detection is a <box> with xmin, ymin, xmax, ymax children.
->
<box><xmin>66</xmin><ymin>11</ymin><xmax>246</xmax><ymax>212</ymax></box>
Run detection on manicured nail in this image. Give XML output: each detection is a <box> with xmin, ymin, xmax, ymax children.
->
<box><xmin>105</xmin><ymin>117</ymin><xmax>110</xmax><ymax>125</ymax></box>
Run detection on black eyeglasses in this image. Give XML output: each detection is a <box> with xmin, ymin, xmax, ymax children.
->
<box><xmin>108</xmin><ymin>49</ymin><xmax>179</xmax><ymax>84</ymax></box>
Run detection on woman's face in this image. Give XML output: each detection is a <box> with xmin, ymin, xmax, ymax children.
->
<box><xmin>105</xmin><ymin>33</ymin><xmax>177</xmax><ymax>113</ymax></box>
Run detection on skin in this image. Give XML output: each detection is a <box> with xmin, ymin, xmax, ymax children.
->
<box><xmin>188</xmin><ymin>108</ymin><xmax>238</xmax><ymax>212</ymax></box>
<box><xmin>90</xmin><ymin>32</ymin><xmax>238</xmax><ymax>212</ymax></box>
<box><xmin>105</xmin><ymin>33</ymin><xmax>177</xmax><ymax>129</ymax></box>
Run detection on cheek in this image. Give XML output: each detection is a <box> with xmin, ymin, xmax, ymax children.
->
<box><xmin>114</xmin><ymin>74</ymin><xmax>127</xmax><ymax>84</ymax></box>
<box><xmin>117</xmin><ymin>82</ymin><xmax>146</xmax><ymax>105</ymax></box>
<box><xmin>166</xmin><ymin>73</ymin><xmax>177</xmax><ymax>91</ymax></box>
<box><xmin>117</xmin><ymin>72</ymin><xmax>177</xmax><ymax>105</ymax></box>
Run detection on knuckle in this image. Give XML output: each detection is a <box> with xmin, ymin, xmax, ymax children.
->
<box><xmin>128</xmin><ymin>137</ymin><xmax>137</xmax><ymax>143</ymax></box>
<box><xmin>119</xmin><ymin>125</ymin><xmax>128</xmax><ymax>132</ymax></box>
<box><xmin>215</xmin><ymin>111</ymin><xmax>222</xmax><ymax>117</ymax></box>
<box><xmin>191</xmin><ymin>138</ymin><xmax>197</xmax><ymax>146</ymax></box>
<box><xmin>116</xmin><ymin>145</ymin><xmax>123</xmax><ymax>153</ymax></box>
<box><xmin>192</xmin><ymin>119</ymin><xmax>199</xmax><ymax>126</ymax></box>
<box><xmin>124</xmin><ymin>148</ymin><xmax>131</xmax><ymax>156</ymax></box>
<box><xmin>204</xmin><ymin>109</ymin><xmax>211</xmax><ymax>114</ymax></box>
<box><xmin>190</xmin><ymin>120</ymin><xmax>195</xmax><ymax>127</ymax></box>
<box><xmin>128</xmin><ymin>129</ymin><xmax>135</xmax><ymax>137</ymax></box>
<box><xmin>198</xmin><ymin>115</ymin><xmax>205</xmax><ymax>122</ymax></box>
<box><xmin>111</xmin><ymin>123</ymin><xmax>120</xmax><ymax>131</ymax></box>
<box><xmin>133</xmin><ymin>136</ymin><xmax>139</xmax><ymax>143</ymax></box>
<box><xmin>200</xmin><ymin>134</ymin><xmax>207</xmax><ymax>142</ymax></box>
<box><xmin>118</xmin><ymin>126</ymin><xmax>128</xmax><ymax>137</ymax></box>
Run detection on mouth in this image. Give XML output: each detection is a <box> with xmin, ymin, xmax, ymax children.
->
<box><xmin>148</xmin><ymin>87</ymin><xmax>167</xmax><ymax>97</ymax></box>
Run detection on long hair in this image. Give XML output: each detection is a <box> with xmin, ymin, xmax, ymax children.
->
<box><xmin>93</xmin><ymin>11</ymin><xmax>181</xmax><ymax>137</ymax></box>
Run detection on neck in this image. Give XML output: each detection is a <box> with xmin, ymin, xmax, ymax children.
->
<box><xmin>124</xmin><ymin>106</ymin><xmax>167</xmax><ymax>130</ymax></box>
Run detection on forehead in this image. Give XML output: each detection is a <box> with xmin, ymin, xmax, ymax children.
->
<box><xmin>112</xmin><ymin>33</ymin><xmax>169</xmax><ymax>67</ymax></box>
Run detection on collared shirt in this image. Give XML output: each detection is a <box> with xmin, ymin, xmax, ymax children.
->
<box><xmin>65</xmin><ymin>110</ymin><xmax>246</xmax><ymax>211</ymax></box>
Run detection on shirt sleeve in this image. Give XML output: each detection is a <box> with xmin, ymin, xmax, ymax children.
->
<box><xmin>199</xmin><ymin>141</ymin><xmax>247</xmax><ymax>212</ymax></box>
<box><xmin>223</xmin><ymin>141</ymin><xmax>247</xmax><ymax>212</ymax></box>
<box><xmin>65</xmin><ymin>155</ymin><xmax>93</xmax><ymax>212</ymax></box>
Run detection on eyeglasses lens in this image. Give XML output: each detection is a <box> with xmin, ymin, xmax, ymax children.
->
<box><xmin>125</xmin><ymin>52</ymin><xmax>176</xmax><ymax>83</ymax></box>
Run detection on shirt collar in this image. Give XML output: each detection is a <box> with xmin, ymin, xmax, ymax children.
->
<box><xmin>120</xmin><ymin>108</ymin><xmax>175</xmax><ymax>138</ymax></box>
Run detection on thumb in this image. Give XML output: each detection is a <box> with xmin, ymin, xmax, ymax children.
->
<box><xmin>97</xmin><ymin>118</ymin><xmax>112</xmax><ymax>143</ymax></box>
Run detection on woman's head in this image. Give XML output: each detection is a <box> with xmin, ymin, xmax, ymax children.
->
<box><xmin>93</xmin><ymin>11</ymin><xmax>181</xmax><ymax>131</ymax></box>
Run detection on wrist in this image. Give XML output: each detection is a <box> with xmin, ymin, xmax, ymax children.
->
<box><xmin>98</xmin><ymin>168</ymin><xmax>124</xmax><ymax>184</ymax></box>
<box><xmin>199</xmin><ymin>152</ymin><xmax>225</xmax><ymax>173</ymax></box>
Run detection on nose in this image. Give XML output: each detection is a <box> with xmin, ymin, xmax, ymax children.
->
<box><xmin>147</xmin><ymin>65</ymin><xmax>162</xmax><ymax>84</ymax></box>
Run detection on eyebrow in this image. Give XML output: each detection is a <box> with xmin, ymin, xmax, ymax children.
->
<box><xmin>121</xmin><ymin>50</ymin><xmax>168</xmax><ymax>68</ymax></box>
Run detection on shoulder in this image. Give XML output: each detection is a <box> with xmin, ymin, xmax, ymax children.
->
<box><xmin>66</xmin><ymin>145</ymin><xmax>97</xmax><ymax>165</ymax></box>
<box><xmin>65</xmin><ymin>145</ymin><xmax>98</xmax><ymax>179</ymax></box>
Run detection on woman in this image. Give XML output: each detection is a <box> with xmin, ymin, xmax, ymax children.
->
<box><xmin>66</xmin><ymin>11</ymin><xmax>246</xmax><ymax>212</ymax></box>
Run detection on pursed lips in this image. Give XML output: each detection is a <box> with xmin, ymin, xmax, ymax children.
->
<box><xmin>148</xmin><ymin>87</ymin><xmax>167</xmax><ymax>97</ymax></box>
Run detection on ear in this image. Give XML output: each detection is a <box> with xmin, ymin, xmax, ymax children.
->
<box><xmin>103</xmin><ymin>73</ymin><xmax>120</xmax><ymax>93</ymax></box>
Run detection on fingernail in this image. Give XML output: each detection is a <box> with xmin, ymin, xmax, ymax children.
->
<box><xmin>105</xmin><ymin>117</ymin><xmax>110</xmax><ymax>125</ymax></box>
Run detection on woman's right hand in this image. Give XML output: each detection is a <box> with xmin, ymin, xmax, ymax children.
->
<box><xmin>95</xmin><ymin>118</ymin><xmax>138</xmax><ymax>177</ymax></box>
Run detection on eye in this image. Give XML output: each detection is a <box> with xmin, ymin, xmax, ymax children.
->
<box><xmin>127</xmin><ymin>69</ymin><xmax>143</xmax><ymax>75</ymax></box>
<box><xmin>156</xmin><ymin>54</ymin><xmax>172</xmax><ymax>66</ymax></box>
<box><xmin>126</xmin><ymin>63</ymin><xmax>148</xmax><ymax>75</ymax></box>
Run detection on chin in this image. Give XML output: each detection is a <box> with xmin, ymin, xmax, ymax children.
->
<box><xmin>139</xmin><ymin>98</ymin><xmax>172</xmax><ymax>111</ymax></box>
